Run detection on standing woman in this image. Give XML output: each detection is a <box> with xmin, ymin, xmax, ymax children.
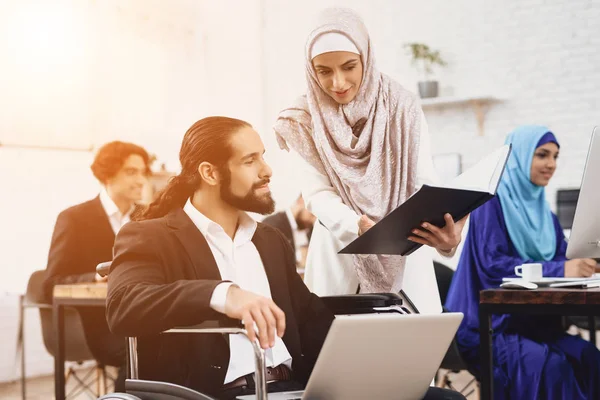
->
<box><xmin>274</xmin><ymin>8</ymin><xmax>466</xmax><ymax>311</ymax></box>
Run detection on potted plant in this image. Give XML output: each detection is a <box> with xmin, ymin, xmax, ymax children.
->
<box><xmin>404</xmin><ymin>43</ymin><xmax>447</xmax><ymax>99</ymax></box>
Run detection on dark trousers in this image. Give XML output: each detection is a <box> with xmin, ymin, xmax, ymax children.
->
<box><xmin>220</xmin><ymin>381</ymin><xmax>465</xmax><ymax>400</ymax></box>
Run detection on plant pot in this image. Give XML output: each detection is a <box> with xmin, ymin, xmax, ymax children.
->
<box><xmin>418</xmin><ymin>81</ymin><xmax>439</xmax><ymax>99</ymax></box>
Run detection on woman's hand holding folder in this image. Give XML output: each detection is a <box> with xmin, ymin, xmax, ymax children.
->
<box><xmin>407</xmin><ymin>213</ymin><xmax>468</xmax><ymax>253</ymax></box>
<box><xmin>359</xmin><ymin>213</ymin><xmax>468</xmax><ymax>255</ymax></box>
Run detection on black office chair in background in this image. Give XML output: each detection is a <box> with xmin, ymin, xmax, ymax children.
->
<box><xmin>556</xmin><ymin>188</ymin><xmax>580</xmax><ymax>230</ymax></box>
<box><xmin>19</xmin><ymin>270</ymin><xmax>111</xmax><ymax>399</ymax></box>
<box><xmin>433</xmin><ymin>261</ymin><xmax>478</xmax><ymax>398</ymax></box>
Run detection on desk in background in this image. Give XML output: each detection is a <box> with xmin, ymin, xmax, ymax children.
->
<box><xmin>53</xmin><ymin>283</ymin><xmax>107</xmax><ymax>400</ymax></box>
<box><xmin>479</xmin><ymin>288</ymin><xmax>600</xmax><ymax>400</ymax></box>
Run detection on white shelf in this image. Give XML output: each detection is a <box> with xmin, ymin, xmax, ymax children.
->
<box><xmin>420</xmin><ymin>95</ymin><xmax>505</xmax><ymax>136</ymax></box>
<box><xmin>420</xmin><ymin>95</ymin><xmax>502</xmax><ymax>107</ymax></box>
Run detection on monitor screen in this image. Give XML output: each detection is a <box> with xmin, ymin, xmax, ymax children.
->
<box><xmin>566</xmin><ymin>127</ymin><xmax>600</xmax><ymax>259</ymax></box>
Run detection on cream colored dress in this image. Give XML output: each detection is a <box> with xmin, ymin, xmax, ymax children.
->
<box><xmin>297</xmin><ymin>114</ymin><xmax>444</xmax><ymax>314</ymax></box>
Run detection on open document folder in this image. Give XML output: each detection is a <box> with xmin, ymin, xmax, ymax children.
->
<box><xmin>339</xmin><ymin>145</ymin><xmax>512</xmax><ymax>256</ymax></box>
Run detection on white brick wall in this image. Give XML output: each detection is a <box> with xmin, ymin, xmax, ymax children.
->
<box><xmin>261</xmin><ymin>0</ymin><xmax>600</xmax><ymax>211</ymax></box>
<box><xmin>0</xmin><ymin>293</ymin><xmax>55</xmax><ymax>384</ymax></box>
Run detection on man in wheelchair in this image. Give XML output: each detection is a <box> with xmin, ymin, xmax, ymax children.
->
<box><xmin>107</xmin><ymin>117</ymin><xmax>333</xmax><ymax>399</ymax></box>
<box><xmin>106</xmin><ymin>116</ymin><xmax>464</xmax><ymax>400</ymax></box>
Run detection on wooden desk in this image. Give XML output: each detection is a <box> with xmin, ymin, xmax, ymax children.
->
<box><xmin>479</xmin><ymin>288</ymin><xmax>600</xmax><ymax>400</ymax></box>
<box><xmin>53</xmin><ymin>283</ymin><xmax>107</xmax><ymax>400</ymax></box>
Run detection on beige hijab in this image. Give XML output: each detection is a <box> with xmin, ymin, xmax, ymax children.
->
<box><xmin>274</xmin><ymin>8</ymin><xmax>421</xmax><ymax>293</ymax></box>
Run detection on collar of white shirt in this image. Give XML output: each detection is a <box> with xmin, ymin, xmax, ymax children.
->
<box><xmin>285</xmin><ymin>209</ymin><xmax>298</xmax><ymax>231</ymax></box>
<box><xmin>99</xmin><ymin>189</ymin><xmax>134</xmax><ymax>223</ymax></box>
<box><xmin>183</xmin><ymin>198</ymin><xmax>257</xmax><ymax>245</ymax></box>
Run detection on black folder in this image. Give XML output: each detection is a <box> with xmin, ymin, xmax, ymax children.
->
<box><xmin>339</xmin><ymin>145</ymin><xmax>512</xmax><ymax>256</ymax></box>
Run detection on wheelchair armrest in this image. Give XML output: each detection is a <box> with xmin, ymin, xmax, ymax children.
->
<box><xmin>164</xmin><ymin>318</ymin><xmax>243</xmax><ymax>333</ymax></box>
<box><xmin>97</xmin><ymin>394</ymin><xmax>143</xmax><ymax>400</ymax></box>
<box><xmin>127</xmin><ymin>319</ymin><xmax>267</xmax><ymax>399</ymax></box>
<box><xmin>96</xmin><ymin>261</ymin><xmax>111</xmax><ymax>277</ymax></box>
<box><xmin>126</xmin><ymin>379</ymin><xmax>216</xmax><ymax>400</ymax></box>
<box><xmin>320</xmin><ymin>293</ymin><xmax>404</xmax><ymax>314</ymax></box>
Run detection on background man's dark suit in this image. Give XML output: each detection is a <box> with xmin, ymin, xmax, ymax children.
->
<box><xmin>106</xmin><ymin>208</ymin><xmax>334</xmax><ymax>396</ymax></box>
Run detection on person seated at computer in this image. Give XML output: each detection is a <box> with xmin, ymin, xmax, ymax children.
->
<box><xmin>445</xmin><ymin>125</ymin><xmax>600</xmax><ymax>400</ymax></box>
<box><xmin>43</xmin><ymin>140</ymin><xmax>152</xmax><ymax>391</ymax></box>
<box><xmin>106</xmin><ymin>116</ymin><xmax>465</xmax><ymax>400</ymax></box>
<box><xmin>262</xmin><ymin>195</ymin><xmax>316</xmax><ymax>267</ymax></box>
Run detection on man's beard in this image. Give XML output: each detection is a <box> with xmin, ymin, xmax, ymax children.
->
<box><xmin>220</xmin><ymin>168</ymin><xmax>275</xmax><ymax>215</ymax></box>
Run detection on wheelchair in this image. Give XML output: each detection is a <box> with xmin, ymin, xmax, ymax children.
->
<box><xmin>95</xmin><ymin>262</ymin><xmax>459</xmax><ymax>400</ymax></box>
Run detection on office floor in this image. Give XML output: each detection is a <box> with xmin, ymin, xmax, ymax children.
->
<box><xmin>0</xmin><ymin>366</ymin><xmax>118</xmax><ymax>400</ymax></box>
<box><xmin>0</xmin><ymin>368</ymin><xmax>479</xmax><ymax>400</ymax></box>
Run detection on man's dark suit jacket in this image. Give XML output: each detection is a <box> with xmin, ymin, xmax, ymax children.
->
<box><xmin>43</xmin><ymin>196</ymin><xmax>125</xmax><ymax>366</ymax></box>
<box><xmin>44</xmin><ymin>196</ymin><xmax>115</xmax><ymax>295</ymax></box>
<box><xmin>106</xmin><ymin>208</ymin><xmax>334</xmax><ymax>396</ymax></box>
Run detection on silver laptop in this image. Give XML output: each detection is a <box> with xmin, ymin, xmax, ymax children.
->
<box><xmin>238</xmin><ymin>312</ymin><xmax>463</xmax><ymax>400</ymax></box>
<box><xmin>566</xmin><ymin>126</ymin><xmax>600</xmax><ymax>259</ymax></box>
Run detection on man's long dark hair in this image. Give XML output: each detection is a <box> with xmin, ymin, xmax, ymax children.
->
<box><xmin>137</xmin><ymin>116</ymin><xmax>251</xmax><ymax>220</ymax></box>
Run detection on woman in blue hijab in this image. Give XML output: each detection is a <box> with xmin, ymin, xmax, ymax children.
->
<box><xmin>446</xmin><ymin>125</ymin><xmax>600</xmax><ymax>399</ymax></box>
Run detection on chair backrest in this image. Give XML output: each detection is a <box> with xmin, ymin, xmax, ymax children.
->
<box><xmin>438</xmin><ymin>325</ymin><xmax>470</xmax><ymax>372</ymax></box>
<box><xmin>556</xmin><ymin>188</ymin><xmax>580</xmax><ymax>229</ymax></box>
<box><xmin>433</xmin><ymin>262</ymin><xmax>454</xmax><ymax>306</ymax></box>
<box><xmin>25</xmin><ymin>270</ymin><xmax>96</xmax><ymax>362</ymax></box>
<box><xmin>25</xmin><ymin>270</ymin><xmax>50</xmax><ymax>306</ymax></box>
<box><xmin>38</xmin><ymin>307</ymin><xmax>95</xmax><ymax>362</ymax></box>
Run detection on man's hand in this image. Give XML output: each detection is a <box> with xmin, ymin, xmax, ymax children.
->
<box><xmin>95</xmin><ymin>273</ymin><xmax>108</xmax><ymax>283</ymax></box>
<box><xmin>224</xmin><ymin>286</ymin><xmax>286</xmax><ymax>349</ymax></box>
<box><xmin>565</xmin><ymin>259</ymin><xmax>597</xmax><ymax>277</ymax></box>
<box><xmin>408</xmin><ymin>214</ymin><xmax>468</xmax><ymax>253</ymax></box>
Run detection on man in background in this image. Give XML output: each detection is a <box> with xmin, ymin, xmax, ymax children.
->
<box><xmin>263</xmin><ymin>195</ymin><xmax>316</xmax><ymax>267</ymax></box>
<box><xmin>43</xmin><ymin>140</ymin><xmax>151</xmax><ymax>390</ymax></box>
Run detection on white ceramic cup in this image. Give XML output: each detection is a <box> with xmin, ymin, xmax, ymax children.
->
<box><xmin>514</xmin><ymin>263</ymin><xmax>543</xmax><ymax>281</ymax></box>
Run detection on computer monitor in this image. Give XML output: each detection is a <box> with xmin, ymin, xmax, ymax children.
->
<box><xmin>566</xmin><ymin>127</ymin><xmax>600</xmax><ymax>259</ymax></box>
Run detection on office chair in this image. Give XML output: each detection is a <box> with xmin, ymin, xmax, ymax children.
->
<box><xmin>556</xmin><ymin>188</ymin><xmax>580</xmax><ymax>230</ymax></box>
<box><xmin>19</xmin><ymin>270</ymin><xmax>110</xmax><ymax>399</ymax></box>
<box><xmin>433</xmin><ymin>262</ymin><xmax>478</xmax><ymax>397</ymax></box>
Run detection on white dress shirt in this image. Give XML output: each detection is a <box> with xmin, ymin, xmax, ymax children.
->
<box><xmin>99</xmin><ymin>189</ymin><xmax>135</xmax><ymax>235</ymax></box>
<box><xmin>297</xmin><ymin>112</ymin><xmax>443</xmax><ymax>314</ymax></box>
<box><xmin>183</xmin><ymin>200</ymin><xmax>292</xmax><ymax>384</ymax></box>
